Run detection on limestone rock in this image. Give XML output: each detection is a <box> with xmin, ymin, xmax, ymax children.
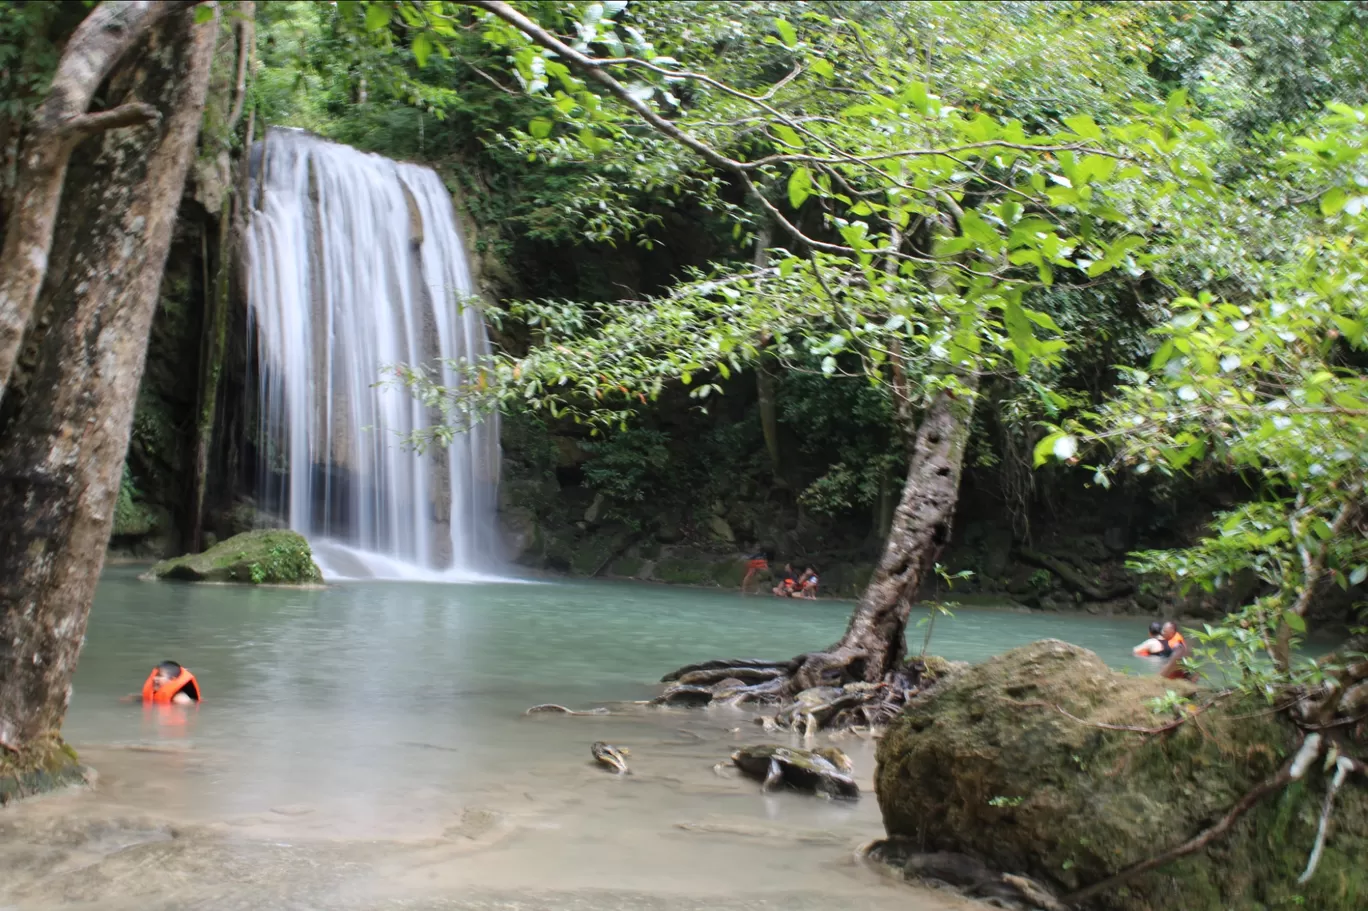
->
<box><xmin>875</xmin><ymin>640</ymin><xmax>1368</xmax><ymax>910</ymax></box>
<box><xmin>148</xmin><ymin>529</ymin><xmax>323</xmax><ymax>585</ymax></box>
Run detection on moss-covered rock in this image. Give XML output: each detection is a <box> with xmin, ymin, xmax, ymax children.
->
<box><xmin>0</xmin><ymin>737</ymin><xmax>88</xmax><ymax>806</ymax></box>
<box><xmin>875</xmin><ymin>640</ymin><xmax>1368</xmax><ymax>910</ymax></box>
<box><xmin>149</xmin><ymin>529</ymin><xmax>323</xmax><ymax>585</ymax></box>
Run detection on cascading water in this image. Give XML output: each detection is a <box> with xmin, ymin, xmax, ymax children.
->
<box><xmin>244</xmin><ymin>129</ymin><xmax>499</xmax><ymax>581</ymax></box>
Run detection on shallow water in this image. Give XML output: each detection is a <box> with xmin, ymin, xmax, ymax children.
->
<box><xmin>0</xmin><ymin>569</ymin><xmax>1164</xmax><ymax>910</ymax></box>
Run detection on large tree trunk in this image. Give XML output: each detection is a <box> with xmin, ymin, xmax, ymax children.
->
<box><xmin>0</xmin><ymin>6</ymin><xmax>216</xmax><ymax>759</ymax></box>
<box><xmin>793</xmin><ymin>378</ymin><xmax>978</xmax><ymax>688</ymax></box>
<box><xmin>0</xmin><ymin>0</ymin><xmax>196</xmax><ymax>403</ymax></box>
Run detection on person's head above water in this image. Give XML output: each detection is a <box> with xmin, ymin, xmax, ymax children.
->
<box><xmin>142</xmin><ymin>660</ymin><xmax>201</xmax><ymax>704</ymax></box>
<box><xmin>1148</xmin><ymin>621</ymin><xmax>1163</xmax><ymax>637</ymax></box>
<box><xmin>1161</xmin><ymin>621</ymin><xmax>1177</xmax><ymax>638</ymax></box>
<box><xmin>153</xmin><ymin>660</ymin><xmax>183</xmax><ymax>682</ymax></box>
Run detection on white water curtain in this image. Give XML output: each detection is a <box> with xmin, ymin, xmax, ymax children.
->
<box><xmin>245</xmin><ymin>129</ymin><xmax>498</xmax><ymax>580</ymax></box>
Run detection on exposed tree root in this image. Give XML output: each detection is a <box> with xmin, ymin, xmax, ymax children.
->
<box><xmin>1299</xmin><ymin>752</ymin><xmax>1354</xmax><ymax>883</ymax></box>
<box><xmin>524</xmin><ymin>704</ymin><xmax>611</xmax><ymax>716</ymax></box>
<box><xmin>652</xmin><ymin>652</ymin><xmax>958</xmax><ymax>734</ymax></box>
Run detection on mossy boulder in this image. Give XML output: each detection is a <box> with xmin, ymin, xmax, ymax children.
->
<box><xmin>0</xmin><ymin>737</ymin><xmax>87</xmax><ymax>806</ymax></box>
<box><xmin>149</xmin><ymin>530</ymin><xmax>323</xmax><ymax>585</ymax></box>
<box><xmin>875</xmin><ymin>640</ymin><xmax>1368</xmax><ymax>910</ymax></box>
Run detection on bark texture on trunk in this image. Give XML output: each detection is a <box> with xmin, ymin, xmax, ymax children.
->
<box><xmin>0</xmin><ymin>1</ymin><xmax>196</xmax><ymax>403</ymax></box>
<box><xmin>793</xmin><ymin>378</ymin><xmax>978</xmax><ymax>688</ymax></box>
<box><xmin>0</xmin><ymin>7</ymin><xmax>216</xmax><ymax>754</ymax></box>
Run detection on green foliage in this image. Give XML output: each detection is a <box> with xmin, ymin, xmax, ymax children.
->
<box><xmin>0</xmin><ymin>1</ymin><xmax>74</xmax><ymax>121</ymax></box>
<box><xmin>1037</xmin><ymin>104</ymin><xmax>1368</xmax><ymax>692</ymax></box>
<box><xmin>241</xmin><ymin>540</ymin><xmax>319</xmax><ymax>585</ymax></box>
<box><xmin>112</xmin><ymin>466</ymin><xmax>159</xmax><ymax>538</ymax></box>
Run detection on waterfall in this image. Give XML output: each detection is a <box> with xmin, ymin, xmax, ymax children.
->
<box><xmin>244</xmin><ymin>129</ymin><xmax>499</xmax><ymax>580</ymax></box>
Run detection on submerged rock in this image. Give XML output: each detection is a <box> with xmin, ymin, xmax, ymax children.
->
<box><xmin>591</xmin><ymin>742</ymin><xmax>631</xmax><ymax>774</ymax></box>
<box><xmin>731</xmin><ymin>744</ymin><xmax>859</xmax><ymax>799</ymax></box>
<box><xmin>875</xmin><ymin>639</ymin><xmax>1368</xmax><ymax>911</ymax></box>
<box><xmin>861</xmin><ymin>840</ymin><xmax>1065</xmax><ymax>911</ymax></box>
<box><xmin>0</xmin><ymin>738</ymin><xmax>89</xmax><ymax>806</ymax></box>
<box><xmin>148</xmin><ymin>529</ymin><xmax>323</xmax><ymax>585</ymax></box>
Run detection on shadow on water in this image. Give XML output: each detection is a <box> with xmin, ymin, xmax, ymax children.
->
<box><xmin>1</xmin><ymin>567</ymin><xmax>1169</xmax><ymax>910</ymax></box>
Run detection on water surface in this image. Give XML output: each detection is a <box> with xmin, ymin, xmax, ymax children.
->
<box><xmin>1</xmin><ymin>569</ymin><xmax>1161</xmax><ymax>910</ymax></box>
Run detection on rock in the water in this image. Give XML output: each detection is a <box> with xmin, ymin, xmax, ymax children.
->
<box><xmin>875</xmin><ymin>639</ymin><xmax>1368</xmax><ymax>911</ymax></box>
<box><xmin>0</xmin><ymin>739</ymin><xmax>89</xmax><ymax>806</ymax></box>
<box><xmin>148</xmin><ymin>530</ymin><xmax>323</xmax><ymax>585</ymax></box>
<box><xmin>731</xmin><ymin>744</ymin><xmax>859</xmax><ymax>799</ymax></box>
<box><xmin>591</xmin><ymin>741</ymin><xmax>630</xmax><ymax>774</ymax></box>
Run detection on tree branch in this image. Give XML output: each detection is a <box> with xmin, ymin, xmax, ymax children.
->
<box><xmin>60</xmin><ymin>102</ymin><xmax>162</xmax><ymax>138</ymax></box>
<box><xmin>0</xmin><ymin>0</ymin><xmax>201</xmax><ymax>401</ymax></box>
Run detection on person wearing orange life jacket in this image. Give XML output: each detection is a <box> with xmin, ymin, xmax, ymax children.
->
<box><xmin>140</xmin><ymin>660</ymin><xmax>201</xmax><ymax>705</ymax></box>
<box><xmin>1158</xmin><ymin>622</ymin><xmax>1195</xmax><ymax>681</ymax></box>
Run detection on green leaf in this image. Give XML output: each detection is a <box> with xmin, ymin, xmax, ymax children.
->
<box><xmin>775</xmin><ymin>18</ymin><xmax>798</xmax><ymax>48</ymax></box>
<box><xmin>788</xmin><ymin>166</ymin><xmax>812</xmax><ymax>209</ymax></box>
<box><xmin>365</xmin><ymin>3</ymin><xmax>392</xmax><ymax>31</ymax></box>
<box><xmin>1283</xmin><ymin>612</ymin><xmax>1306</xmax><ymax>634</ymax></box>
<box><xmin>959</xmin><ymin>210</ymin><xmax>999</xmax><ymax>247</ymax></box>
<box><xmin>1034</xmin><ymin>432</ymin><xmax>1063</xmax><ymax>467</ymax></box>
<box><xmin>1063</xmin><ymin>114</ymin><xmax>1102</xmax><ymax>140</ymax></box>
<box><xmin>412</xmin><ymin>32</ymin><xmax>432</xmax><ymax>68</ymax></box>
<box><xmin>529</xmin><ymin>117</ymin><xmax>554</xmax><ymax>139</ymax></box>
<box><xmin>772</xmin><ymin>123</ymin><xmax>802</xmax><ymax>148</ymax></box>
<box><xmin>194</xmin><ymin>4</ymin><xmax>216</xmax><ymax>24</ymax></box>
<box><xmin>1350</xmin><ymin>566</ymin><xmax>1368</xmax><ymax>586</ymax></box>
<box><xmin>811</xmin><ymin>58</ymin><xmax>834</xmax><ymax>79</ymax></box>
<box><xmin>1321</xmin><ymin>188</ymin><xmax>1347</xmax><ymax>217</ymax></box>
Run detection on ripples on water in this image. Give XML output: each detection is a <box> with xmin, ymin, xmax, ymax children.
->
<box><xmin>0</xmin><ymin>568</ymin><xmax>1163</xmax><ymax>910</ymax></box>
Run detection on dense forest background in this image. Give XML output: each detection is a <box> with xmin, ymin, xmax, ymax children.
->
<box><xmin>10</xmin><ymin>0</ymin><xmax>1360</xmax><ymax>622</ymax></box>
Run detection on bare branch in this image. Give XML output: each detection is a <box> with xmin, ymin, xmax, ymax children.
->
<box><xmin>61</xmin><ymin>102</ymin><xmax>162</xmax><ymax>138</ymax></box>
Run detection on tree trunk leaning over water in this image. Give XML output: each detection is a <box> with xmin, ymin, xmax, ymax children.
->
<box><xmin>791</xmin><ymin>378</ymin><xmax>978</xmax><ymax>689</ymax></box>
<box><xmin>0</xmin><ymin>0</ymin><xmax>197</xmax><ymax>404</ymax></box>
<box><xmin>658</xmin><ymin>377</ymin><xmax>979</xmax><ymax>713</ymax></box>
<box><xmin>0</xmin><ymin>6</ymin><xmax>216</xmax><ymax>760</ymax></box>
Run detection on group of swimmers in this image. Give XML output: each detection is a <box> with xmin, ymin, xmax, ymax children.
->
<box><xmin>739</xmin><ymin>555</ymin><xmax>819</xmax><ymax>598</ymax></box>
<box><xmin>1132</xmin><ymin>620</ymin><xmax>1194</xmax><ymax>680</ymax></box>
<box><xmin>773</xmin><ymin>564</ymin><xmax>819</xmax><ymax>599</ymax></box>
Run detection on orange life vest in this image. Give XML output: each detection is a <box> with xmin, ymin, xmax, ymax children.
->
<box><xmin>141</xmin><ymin>667</ymin><xmax>201</xmax><ymax>704</ymax></box>
<box><xmin>1166</xmin><ymin>631</ymin><xmax>1187</xmax><ymax>651</ymax></box>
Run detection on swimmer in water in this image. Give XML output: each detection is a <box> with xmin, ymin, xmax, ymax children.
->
<box><xmin>1158</xmin><ymin>622</ymin><xmax>1196</xmax><ymax>680</ymax></box>
<box><xmin>137</xmin><ymin>661</ymin><xmax>202</xmax><ymax>705</ymax></box>
<box><xmin>1132</xmin><ymin>621</ymin><xmax>1171</xmax><ymax>658</ymax></box>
